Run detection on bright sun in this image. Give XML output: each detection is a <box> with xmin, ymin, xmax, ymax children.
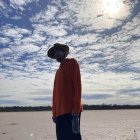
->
<box><xmin>102</xmin><ymin>0</ymin><xmax>122</xmax><ymax>16</ymax></box>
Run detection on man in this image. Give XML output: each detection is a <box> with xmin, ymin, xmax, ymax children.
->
<box><xmin>47</xmin><ymin>43</ymin><xmax>83</xmax><ymax>140</ymax></box>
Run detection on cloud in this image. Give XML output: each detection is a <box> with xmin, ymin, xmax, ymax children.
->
<box><xmin>0</xmin><ymin>0</ymin><xmax>140</xmax><ymax>106</ymax></box>
<box><xmin>0</xmin><ymin>1</ymin><xmax>10</xmax><ymax>18</ymax></box>
<box><xmin>0</xmin><ymin>37</ymin><xmax>11</xmax><ymax>46</ymax></box>
<box><xmin>0</xmin><ymin>99</ymin><xmax>22</xmax><ymax>106</ymax></box>
<box><xmin>0</xmin><ymin>1</ymin><xmax>5</xmax><ymax>9</ymax></box>
<box><xmin>1</xmin><ymin>25</ymin><xmax>31</xmax><ymax>37</ymax></box>
<box><xmin>31</xmin><ymin>96</ymin><xmax>52</xmax><ymax>101</ymax></box>
<box><xmin>10</xmin><ymin>15</ymin><xmax>22</xmax><ymax>20</ymax></box>
<box><xmin>30</xmin><ymin>5</ymin><xmax>58</xmax><ymax>23</ymax></box>
<box><xmin>9</xmin><ymin>0</ymin><xmax>39</xmax><ymax>10</ymax></box>
<box><xmin>117</xmin><ymin>88</ymin><xmax>140</xmax><ymax>96</ymax></box>
<box><xmin>0</xmin><ymin>95</ymin><xmax>12</xmax><ymax>98</ymax></box>
<box><xmin>82</xmin><ymin>94</ymin><xmax>113</xmax><ymax>100</ymax></box>
<box><xmin>0</xmin><ymin>75</ymin><xmax>55</xmax><ymax>106</ymax></box>
<box><xmin>53</xmin><ymin>0</ymin><xmax>131</xmax><ymax>30</ymax></box>
<box><xmin>14</xmin><ymin>44</ymin><xmax>40</xmax><ymax>56</ymax></box>
<box><xmin>32</xmin><ymin>24</ymin><xmax>67</xmax><ymax>37</ymax></box>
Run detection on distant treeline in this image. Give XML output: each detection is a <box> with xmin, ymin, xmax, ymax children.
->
<box><xmin>0</xmin><ymin>104</ymin><xmax>140</xmax><ymax>112</ymax></box>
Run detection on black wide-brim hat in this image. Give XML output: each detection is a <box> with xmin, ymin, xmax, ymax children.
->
<box><xmin>47</xmin><ymin>43</ymin><xmax>69</xmax><ymax>59</ymax></box>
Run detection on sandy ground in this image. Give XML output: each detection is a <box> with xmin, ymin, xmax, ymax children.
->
<box><xmin>0</xmin><ymin>110</ymin><xmax>140</xmax><ymax>140</ymax></box>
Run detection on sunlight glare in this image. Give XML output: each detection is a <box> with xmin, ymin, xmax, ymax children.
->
<box><xmin>102</xmin><ymin>0</ymin><xmax>122</xmax><ymax>16</ymax></box>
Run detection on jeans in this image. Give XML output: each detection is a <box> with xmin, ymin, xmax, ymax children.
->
<box><xmin>56</xmin><ymin>113</ymin><xmax>82</xmax><ymax>140</ymax></box>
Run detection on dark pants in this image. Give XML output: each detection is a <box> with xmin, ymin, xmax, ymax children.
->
<box><xmin>56</xmin><ymin>113</ymin><xmax>82</xmax><ymax>140</ymax></box>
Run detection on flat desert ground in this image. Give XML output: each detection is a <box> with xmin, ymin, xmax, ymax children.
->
<box><xmin>0</xmin><ymin>110</ymin><xmax>140</xmax><ymax>140</ymax></box>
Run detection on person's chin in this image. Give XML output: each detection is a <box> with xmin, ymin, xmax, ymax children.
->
<box><xmin>56</xmin><ymin>58</ymin><xmax>62</xmax><ymax>62</ymax></box>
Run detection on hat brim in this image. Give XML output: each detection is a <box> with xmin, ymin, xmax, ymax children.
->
<box><xmin>47</xmin><ymin>44</ymin><xmax>69</xmax><ymax>59</ymax></box>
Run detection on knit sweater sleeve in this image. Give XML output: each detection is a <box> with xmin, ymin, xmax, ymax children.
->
<box><xmin>70</xmin><ymin>58</ymin><xmax>82</xmax><ymax>113</ymax></box>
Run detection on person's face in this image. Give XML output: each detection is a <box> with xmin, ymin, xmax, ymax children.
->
<box><xmin>54</xmin><ymin>48</ymin><xmax>66</xmax><ymax>62</ymax></box>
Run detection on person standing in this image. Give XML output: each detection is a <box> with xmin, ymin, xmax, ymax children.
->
<box><xmin>47</xmin><ymin>43</ymin><xmax>83</xmax><ymax>140</ymax></box>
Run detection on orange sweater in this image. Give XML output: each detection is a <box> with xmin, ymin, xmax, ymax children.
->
<box><xmin>52</xmin><ymin>58</ymin><xmax>83</xmax><ymax>118</ymax></box>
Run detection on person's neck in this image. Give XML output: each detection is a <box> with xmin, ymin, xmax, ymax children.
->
<box><xmin>60</xmin><ymin>58</ymin><xmax>66</xmax><ymax>64</ymax></box>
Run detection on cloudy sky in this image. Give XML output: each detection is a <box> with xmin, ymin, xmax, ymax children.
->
<box><xmin>0</xmin><ymin>0</ymin><xmax>140</xmax><ymax>106</ymax></box>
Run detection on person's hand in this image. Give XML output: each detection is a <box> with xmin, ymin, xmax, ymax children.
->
<box><xmin>52</xmin><ymin>117</ymin><xmax>56</xmax><ymax>123</ymax></box>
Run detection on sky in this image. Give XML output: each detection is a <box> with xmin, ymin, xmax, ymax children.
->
<box><xmin>0</xmin><ymin>0</ymin><xmax>140</xmax><ymax>106</ymax></box>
